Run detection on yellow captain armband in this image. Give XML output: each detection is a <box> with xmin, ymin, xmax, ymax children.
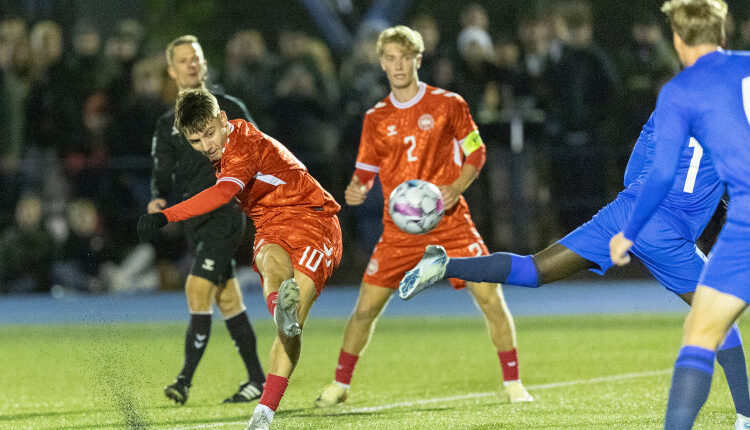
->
<box><xmin>460</xmin><ymin>130</ymin><xmax>483</xmax><ymax>156</ymax></box>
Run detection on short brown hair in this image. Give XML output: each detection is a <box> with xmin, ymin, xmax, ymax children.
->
<box><xmin>174</xmin><ymin>88</ymin><xmax>220</xmax><ymax>135</ymax></box>
<box><xmin>376</xmin><ymin>25</ymin><xmax>424</xmax><ymax>56</ymax></box>
<box><xmin>661</xmin><ymin>0</ymin><xmax>727</xmax><ymax>46</ymax></box>
<box><xmin>166</xmin><ymin>34</ymin><xmax>200</xmax><ymax>66</ymax></box>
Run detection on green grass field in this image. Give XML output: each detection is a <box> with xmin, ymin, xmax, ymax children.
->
<box><xmin>0</xmin><ymin>314</ymin><xmax>745</xmax><ymax>429</ymax></box>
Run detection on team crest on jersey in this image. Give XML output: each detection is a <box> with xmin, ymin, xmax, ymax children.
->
<box><xmin>366</xmin><ymin>258</ymin><xmax>379</xmax><ymax>275</ymax></box>
<box><xmin>418</xmin><ymin>114</ymin><xmax>434</xmax><ymax>131</ymax></box>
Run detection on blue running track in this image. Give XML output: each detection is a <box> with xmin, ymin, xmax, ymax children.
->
<box><xmin>0</xmin><ymin>280</ymin><xmax>688</xmax><ymax>325</ymax></box>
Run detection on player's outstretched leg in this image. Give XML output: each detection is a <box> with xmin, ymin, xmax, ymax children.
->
<box><xmin>399</xmin><ymin>245</ymin><xmax>448</xmax><ymax>300</ymax></box>
<box><xmin>275</xmin><ymin>278</ymin><xmax>301</xmax><ymax>337</ymax></box>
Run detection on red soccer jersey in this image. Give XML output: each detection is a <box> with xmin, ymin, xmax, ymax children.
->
<box><xmin>217</xmin><ymin>119</ymin><xmax>340</xmax><ymax>222</ymax></box>
<box><xmin>355</xmin><ymin>82</ymin><xmax>485</xmax><ymax>229</ymax></box>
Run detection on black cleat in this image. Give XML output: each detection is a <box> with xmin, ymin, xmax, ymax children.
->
<box><xmin>164</xmin><ymin>377</ymin><xmax>190</xmax><ymax>405</ymax></box>
<box><xmin>223</xmin><ymin>381</ymin><xmax>263</xmax><ymax>403</ymax></box>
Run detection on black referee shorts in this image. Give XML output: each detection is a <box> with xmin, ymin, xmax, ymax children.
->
<box><xmin>185</xmin><ymin>203</ymin><xmax>246</xmax><ymax>286</ymax></box>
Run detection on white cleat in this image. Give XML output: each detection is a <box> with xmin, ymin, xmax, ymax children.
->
<box><xmin>736</xmin><ymin>413</ymin><xmax>750</xmax><ymax>429</ymax></box>
<box><xmin>246</xmin><ymin>405</ymin><xmax>274</xmax><ymax>430</ymax></box>
<box><xmin>314</xmin><ymin>381</ymin><xmax>349</xmax><ymax>408</ymax></box>
<box><xmin>275</xmin><ymin>279</ymin><xmax>301</xmax><ymax>337</ymax></box>
<box><xmin>504</xmin><ymin>381</ymin><xmax>534</xmax><ymax>403</ymax></box>
<box><xmin>399</xmin><ymin>245</ymin><xmax>449</xmax><ymax>300</ymax></box>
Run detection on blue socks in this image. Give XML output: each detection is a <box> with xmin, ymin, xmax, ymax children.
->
<box><xmin>717</xmin><ymin>325</ymin><xmax>750</xmax><ymax>416</ymax></box>
<box><xmin>444</xmin><ymin>253</ymin><xmax>540</xmax><ymax>287</ymax></box>
<box><xmin>665</xmin><ymin>346</ymin><xmax>715</xmax><ymax>429</ymax></box>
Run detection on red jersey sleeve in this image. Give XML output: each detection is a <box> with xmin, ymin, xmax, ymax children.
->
<box><xmin>161</xmin><ymin>180</ymin><xmax>241</xmax><ymax>222</ymax></box>
<box><xmin>354</xmin><ymin>114</ymin><xmax>381</xmax><ymax>177</ymax></box>
<box><xmin>450</xmin><ymin>96</ymin><xmax>485</xmax><ymax>160</ymax></box>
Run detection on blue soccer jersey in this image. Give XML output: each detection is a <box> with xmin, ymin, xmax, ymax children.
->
<box><xmin>559</xmin><ymin>111</ymin><xmax>723</xmax><ymax>294</ymax></box>
<box><xmin>621</xmin><ymin>114</ymin><xmax>724</xmax><ymax>242</ymax></box>
<box><xmin>622</xmin><ymin>49</ymin><xmax>750</xmax><ymax>300</ymax></box>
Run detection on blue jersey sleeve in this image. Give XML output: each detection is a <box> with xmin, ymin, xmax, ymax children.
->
<box><xmin>622</xmin><ymin>81</ymin><xmax>692</xmax><ymax>240</ymax></box>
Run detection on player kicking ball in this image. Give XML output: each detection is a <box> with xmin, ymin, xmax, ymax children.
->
<box><xmin>138</xmin><ymin>88</ymin><xmax>342</xmax><ymax>430</ymax></box>
<box><xmin>609</xmin><ymin>0</ymin><xmax>750</xmax><ymax>428</ymax></box>
<box><xmin>315</xmin><ymin>25</ymin><xmax>532</xmax><ymax>408</ymax></box>
<box><xmin>401</xmin><ymin>72</ymin><xmax>750</xmax><ymax>430</ymax></box>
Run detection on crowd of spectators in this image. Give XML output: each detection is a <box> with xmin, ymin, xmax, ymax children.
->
<box><xmin>1</xmin><ymin>2</ymin><xmax>748</xmax><ymax>294</ymax></box>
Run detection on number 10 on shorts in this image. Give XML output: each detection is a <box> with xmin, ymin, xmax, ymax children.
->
<box><xmin>299</xmin><ymin>246</ymin><xmax>333</xmax><ymax>272</ymax></box>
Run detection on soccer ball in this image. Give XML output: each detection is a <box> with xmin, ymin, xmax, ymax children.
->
<box><xmin>388</xmin><ymin>179</ymin><xmax>444</xmax><ymax>234</ymax></box>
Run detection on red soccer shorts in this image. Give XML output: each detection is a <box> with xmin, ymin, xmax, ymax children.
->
<box><xmin>253</xmin><ymin>210</ymin><xmax>342</xmax><ymax>296</ymax></box>
<box><xmin>362</xmin><ymin>206</ymin><xmax>488</xmax><ymax>289</ymax></box>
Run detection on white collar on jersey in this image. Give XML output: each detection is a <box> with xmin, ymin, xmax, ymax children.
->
<box><xmin>222</xmin><ymin>122</ymin><xmax>235</xmax><ymax>154</ymax></box>
<box><xmin>389</xmin><ymin>81</ymin><xmax>426</xmax><ymax>109</ymax></box>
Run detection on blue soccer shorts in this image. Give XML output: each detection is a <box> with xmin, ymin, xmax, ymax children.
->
<box><xmin>558</xmin><ymin>194</ymin><xmax>706</xmax><ymax>295</ymax></box>
<box><xmin>699</xmin><ymin>220</ymin><xmax>750</xmax><ymax>302</ymax></box>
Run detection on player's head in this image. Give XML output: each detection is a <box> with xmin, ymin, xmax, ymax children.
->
<box><xmin>661</xmin><ymin>0</ymin><xmax>727</xmax><ymax>62</ymax></box>
<box><xmin>166</xmin><ymin>35</ymin><xmax>208</xmax><ymax>90</ymax></box>
<box><xmin>175</xmin><ymin>88</ymin><xmax>228</xmax><ymax>162</ymax></box>
<box><xmin>377</xmin><ymin>25</ymin><xmax>424</xmax><ymax>90</ymax></box>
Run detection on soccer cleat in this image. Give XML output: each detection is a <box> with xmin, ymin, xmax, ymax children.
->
<box><xmin>314</xmin><ymin>381</ymin><xmax>349</xmax><ymax>408</ymax></box>
<box><xmin>246</xmin><ymin>405</ymin><xmax>274</xmax><ymax>430</ymax></box>
<box><xmin>399</xmin><ymin>245</ymin><xmax>449</xmax><ymax>300</ymax></box>
<box><xmin>736</xmin><ymin>413</ymin><xmax>750</xmax><ymax>429</ymax></box>
<box><xmin>223</xmin><ymin>381</ymin><xmax>263</xmax><ymax>403</ymax></box>
<box><xmin>164</xmin><ymin>377</ymin><xmax>190</xmax><ymax>405</ymax></box>
<box><xmin>504</xmin><ymin>381</ymin><xmax>534</xmax><ymax>403</ymax></box>
<box><xmin>275</xmin><ymin>279</ymin><xmax>301</xmax><ymax>337</ymax></box>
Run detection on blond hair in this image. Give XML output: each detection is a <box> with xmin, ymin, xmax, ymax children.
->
<box><xmin>174</xmin><ymin>88</ymin><xmax>220</xmax><ymax>135</ymax></box>
<box><xmin>376</xmin><ymin>25</ymin><xmax>424</xmax><ymax>56</ymax></box>
<box><xmin>165</xmin><ymin>34</ymin><xmax>200</xmax><ymax>66</ymax></box>
<box><xmin>661</xmin><ymin>0</ymin><xmax>727</xmax><ymax>46</ymax></box>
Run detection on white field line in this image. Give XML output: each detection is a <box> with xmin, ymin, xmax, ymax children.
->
<box><xmin>166</xmin><ymin>368</ymin><xmax>672</xmax><ymax>429</ymax></box>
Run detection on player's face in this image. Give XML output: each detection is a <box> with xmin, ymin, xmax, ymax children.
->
<box><xmin>185</xmin><ymin>111</ymin><xmax>229</xmax><ymax>162</ymax></box>
<box><xmin>168</xmin><ymin>43</ymin><xmax>208</xmax><ymax>90</ymax></box>
<box><xmin>379</xmin><ymin>42</ymin><xmax>422</xmax><ymax>90</ymax></box>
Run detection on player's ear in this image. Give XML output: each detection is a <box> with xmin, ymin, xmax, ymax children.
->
<box><xmin>167</xmin><ymin>64</ymin><xmax>177</xmax><ymax>80</ymax></box>
<box><xmin>220</xmin><ymin>110</ymin><xmax>228</xmax><ymax>124</ymax></box>
<box><xmin>416</xmin><ymin>53</ymin><xmax>423</xmax><ymax>69</ymax></box>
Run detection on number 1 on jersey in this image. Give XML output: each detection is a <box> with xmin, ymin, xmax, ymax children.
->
<box><xmin>404</xmin><ymin>136</ymin><xmax>418</xmax><ymax>162</ymax></box>
<box><xmin>683</xmin><ymin>137</ymin><xmax>703</xmax><ymax>194</ymax></box>
<box><xmin>743</xmin><ymin>76</ymin><xmax>750</xmax><ymax>126</ymax></box>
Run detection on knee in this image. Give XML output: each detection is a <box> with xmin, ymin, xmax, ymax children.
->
<box><xmin>216</xmin><ymin>290</ymin><xmax>244</xmax><ymax>317</ymax></box>
<box><xmin>186</xmin><ymin>280</ymin><xmax>213</xmax><ymax>313</ymax></box>
<box><xmin>351</xmin><ymin>304</ymin><xmax>382</xmax><ymax>324</ymax></box>
<box><xmin>471</xmin><ymin>283</ymin><xmax>503</xmax><ymax>310</ymax></box>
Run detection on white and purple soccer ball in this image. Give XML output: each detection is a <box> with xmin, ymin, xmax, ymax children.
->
<box><xmin>388</xmin><ymin>179</ymin><xmax>444</xmax><ymax>234</ymax></box>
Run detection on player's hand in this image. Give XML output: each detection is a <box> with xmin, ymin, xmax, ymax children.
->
<box><xmin>438</xmin><ymin>184</ymin><xmax>461</xmax><ymax>211</ymax></box>
<box><xmin>609</xmin><ymin>232</ymin><xmax>633</xmax><ymax>266</ymax></box>
<box><xmin>147</xmin><ymin>198</ymin><xmax>167</xmax><ymax>214</ymax></box>
<box><xmin>345</xmin><ymin>176</ymin><xmax>368</xmax><ymax>206</ymax></box>
<box><xmin>138</xmin><ymin>212</ymin><xmax>168</xmax><ymax>242</ymax></box>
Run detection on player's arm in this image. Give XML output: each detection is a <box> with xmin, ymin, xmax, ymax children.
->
<box><xmin>347</xmin><ymin>115</ymin><xmax>380</xmax><ymax>206</ymax></box>
<box><xmin>440</xmin><ymin>127</ymin><xmax>487</xmax><ymax>210</ymax></box>
<box><xmin>137</xmin><ymin>180</ymin><xmax>241</xmax><ymax>242</ymax></box>
<box><xmin>149</xmin><ymin>117</ymin><xmax>176</xmax><ymax>213</ymax></box>
<box><xmin>611</xmin><ymin>83</ymin><xmax>688</xmax><ymax>265</ymax></box>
